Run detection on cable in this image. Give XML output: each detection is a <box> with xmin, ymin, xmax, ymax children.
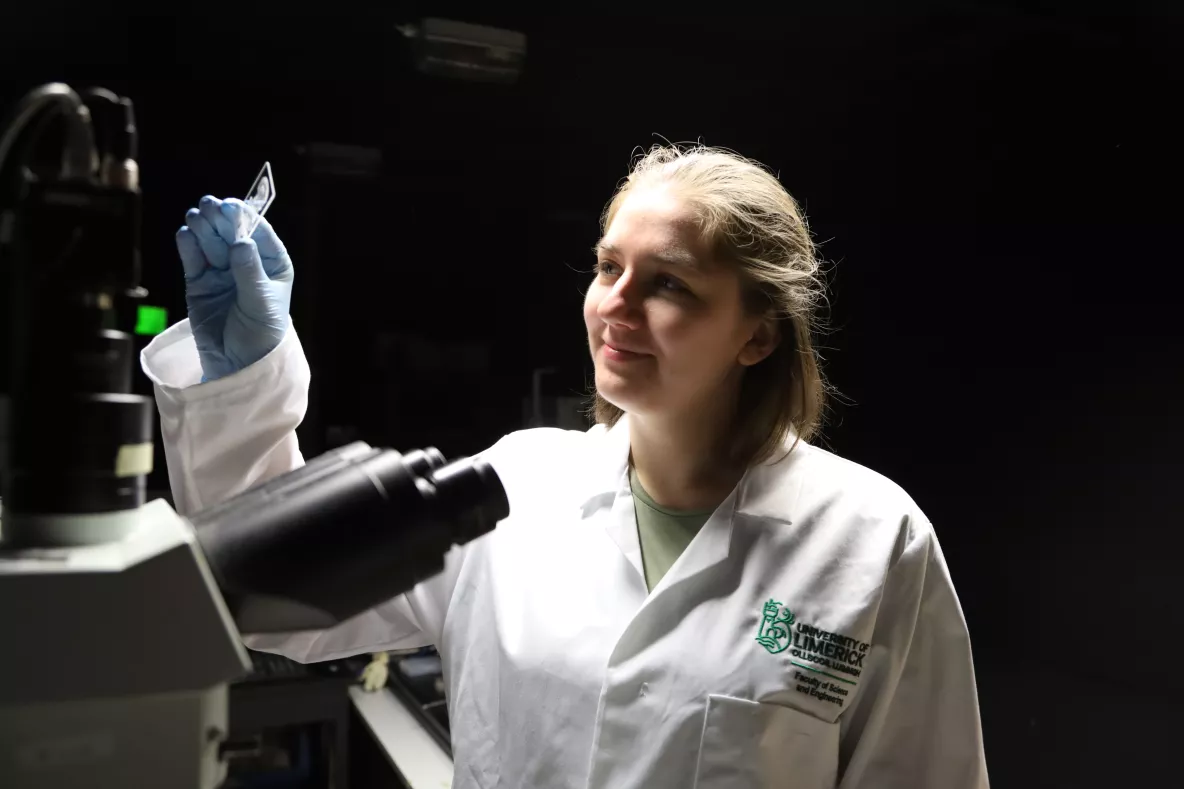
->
<box><xmin>81</xmin><ymin>87</ymin><xmax>119</xmax><ymax>169</ymax></box>
<box><xmin>118</xmin><ymin>97</ymin><xmax>138</xmax><ymax>163</ymax></box>
<box><xmin>79</xmin><ymin>88</ymin><xmax>139</xmax><ymax>189</ymax></box>
<box><xmin>0</xmin><ymin>83</ymin><xmax>96</xmax><ymax>186</ymax></box>
<box><xmin>0</xmin><ymin>84</ymin><xmax>99</xmax><ymax>418</ymax></box>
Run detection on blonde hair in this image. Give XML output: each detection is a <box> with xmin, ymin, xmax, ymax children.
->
<box><xmin>591</xmin><ymin>143</ymin><xmax>830</xmax><ymax>467</ymax></box>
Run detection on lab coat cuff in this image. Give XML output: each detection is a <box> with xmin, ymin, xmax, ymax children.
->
<box><xmin>140</xmin><ymin>317</ymin><xmax>301</xmax><ymax>406</ymax></box>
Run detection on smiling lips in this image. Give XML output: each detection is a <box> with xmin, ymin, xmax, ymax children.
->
<box><xmin>602</xmin><ymin>340</ymin><xmax>650</xmax><ymax>362</ymax></box>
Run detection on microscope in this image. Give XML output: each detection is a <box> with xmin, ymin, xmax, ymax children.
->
<box><xmin>0</xmin><ymin>83</ymin><xmax>508</xmax><ymax>788</ymax></box>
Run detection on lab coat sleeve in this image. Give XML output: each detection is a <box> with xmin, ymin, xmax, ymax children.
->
<box><xmin>140</xmin><ymin>317</ymin><xmax>308</xmax><ymax>515</ymax></box>
<box><xmin>837</xmin><ymin>517</ymin><xmax>989</xmax><ymax>789</ymax></box>
<box><xmin>141</xmin><ymin>319</ymin><xmax>439</xmax><ymax>662</ymax></box>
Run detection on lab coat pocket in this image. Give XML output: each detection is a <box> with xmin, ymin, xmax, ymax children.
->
<box><xmin>694</xmin><ymin>693</ymin><xmax>839</xmax><ymax>789</ymax></box>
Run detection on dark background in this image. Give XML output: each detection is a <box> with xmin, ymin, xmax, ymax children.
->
<box><xmin>4</xmin><ymin>5</ymin><xmax>1182</xmax><ymax>786</ymax></box>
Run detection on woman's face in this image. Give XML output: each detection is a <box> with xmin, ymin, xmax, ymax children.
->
<box><xmin>584</xmin><ymin>187</ymin><xmax>777</xmax><ymax>422</ymax></box>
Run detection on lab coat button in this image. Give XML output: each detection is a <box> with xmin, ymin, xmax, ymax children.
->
<box><xmin>639</xmin><ymin>682</ymin><xmax>649</xmax><ymax>697</ymax></box>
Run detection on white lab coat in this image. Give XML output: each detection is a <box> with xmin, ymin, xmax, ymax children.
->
<box><xmin>142</xmin><ymin>320</ymin><xmax>989</xmax><ymax>789</ymax></box>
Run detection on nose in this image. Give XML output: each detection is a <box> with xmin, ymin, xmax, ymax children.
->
<box><xmin>597</xmin><ymin>270</ymin><xmax>643</xmax><ymax>330</ymax></box>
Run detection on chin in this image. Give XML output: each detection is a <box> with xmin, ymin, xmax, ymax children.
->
<box><xmin>594</xmin><ymin>371</ymin><xmax>654</xmax><ymax>415</ymax></box>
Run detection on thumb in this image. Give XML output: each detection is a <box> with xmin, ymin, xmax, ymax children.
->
<box><xmin>227</xmin><ymin>239</ymin><xmax>274</xmax><ymax>320</ymax></box>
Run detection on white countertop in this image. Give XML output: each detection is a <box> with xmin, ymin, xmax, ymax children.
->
<box><xmin>349</xmin><ymin>685</ymin><xmax>454</xmax><ymax>789</ymax></box>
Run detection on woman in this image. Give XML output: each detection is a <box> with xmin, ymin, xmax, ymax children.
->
<box><xmin>143</xmin><ymin>145</ymin><xmax>989</xmax><ymax>788</ymax></box>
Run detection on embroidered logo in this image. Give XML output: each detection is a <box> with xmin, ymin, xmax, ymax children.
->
<box><xmin>755</xmin><ymin>599</ymin><xmax>795</xmax><ymax>654</ymax></box>
<box><xmin>755</xmin><ymin>599</ymin><xmax>871</xmax><ymax>680</ymax></box>
<box><xmin>757</xmin><ymin>599</ymin><xmax>872</xmax><ymax>708</ymax></box>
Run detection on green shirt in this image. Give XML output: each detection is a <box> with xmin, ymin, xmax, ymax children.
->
<box><xmin>630</xmin><ymin>468</ymin><xmax>715</xmax><ymax>591</ymax></box>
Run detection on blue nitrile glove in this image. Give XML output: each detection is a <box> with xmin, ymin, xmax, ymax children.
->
<box><xmin>176</xmin><ymin>196</ymin><xmax>294</xmax><ymax>382</ymax></box>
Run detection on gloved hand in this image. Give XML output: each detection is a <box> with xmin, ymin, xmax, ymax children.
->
<box><xmin>177</xmin><ymin>196</ymin><xmax>294</xmax><ymax>382</ymax></box>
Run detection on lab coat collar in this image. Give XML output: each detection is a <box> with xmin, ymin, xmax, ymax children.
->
<box><xmin>733</xmin><ymin>437</ymin><xmax>808</xmax><ymax>525</ymax></box>
<box><xmin>579</xmin><ymin>415</ymin><xmax>803</xmax><ymax>526</ymax></box>
<box><xmin>579</xmin><ymin>417</ymin><xmax>804</xmax><ymax>588</ymax></box>
<box><xmin>577</xmin><ymin>417</ymin><xmax>641</xmax><ymax>582</ymax></box>
<box><xmin>577</xmin><ymin>416</ymin><xmax>633</xmax><ymax>513</ymax></box>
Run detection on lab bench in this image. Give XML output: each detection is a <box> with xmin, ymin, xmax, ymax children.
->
<box><xmin>225</xmin><ymin>648</ymin><xmax>453</xmax><ymax>789</ymax></box>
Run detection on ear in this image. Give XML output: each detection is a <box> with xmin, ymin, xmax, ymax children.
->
<box><xmin>738</xmin><ymin>316</ymin><xmax>781</xmax><ymax>367</ymax></box>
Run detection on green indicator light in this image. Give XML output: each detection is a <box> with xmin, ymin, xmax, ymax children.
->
<box><xmin>135</xmin><ymin>305</ymin><xmax>168</xmax><ymax>336</ymax></box>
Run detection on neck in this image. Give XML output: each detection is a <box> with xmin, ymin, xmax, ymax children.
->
<box><xmin>628</xmin><ymin>409</ymin><xmax>745</xmax><ymax>512</ymax></box>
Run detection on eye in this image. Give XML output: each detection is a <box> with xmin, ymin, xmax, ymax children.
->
<box><xmin>597</xmin><ymin>260</ymin><xmax>620</xmax><ymax>277</ymax></box>
<box><xmin>656</xmin><ymin>274</ymin><xmax>686</xmax><ymax>293</ymax></box>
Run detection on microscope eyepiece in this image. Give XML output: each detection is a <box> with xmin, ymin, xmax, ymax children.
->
<box><xmin>190</xmin><ymin>445</ymin><xmax>509</xmax><ymax>633</ymax></box>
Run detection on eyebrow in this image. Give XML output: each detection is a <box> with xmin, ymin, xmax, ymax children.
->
<box><xmin>595</xmin><ymin>240</ymin><xmax>703</xmax><ymax>271</ymax></box>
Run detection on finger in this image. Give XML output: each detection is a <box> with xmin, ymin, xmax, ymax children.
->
<box><xmin>223</xmin><ymin>200</ymin><xmax>292</xmax><ymax>280</ymax></box>
<box><xmin>253</xmin><ymin>217</ymin><xmax>293</xmax><ymax>281</ymax></box>
<box><xmin>186</xmin><ymin>207</ymin><xmax>229</xmax><ymax>270</ymax></box>
<box><xmin>219</xmin><ymin>198</ymin><xmax>254</xmax><ymax>244</ymax></box>
<box><xmin>176</xmin><ymin>226</ymin><xmax>208</xmax><ymax>281</ymax></box>
<box><xmin>198</xmin><ymin>195</ymin><xmax>237</xmax><ymax>245</ymax></box>
<box><xmin>227</xmin><ymin>239</ymin><xmax>273</xmax><ymax>319</ymax></box>
<box><xmin>249</xmin><ymin>212</ymin><xmax>287</xmax><ymax>261</ymax></box>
